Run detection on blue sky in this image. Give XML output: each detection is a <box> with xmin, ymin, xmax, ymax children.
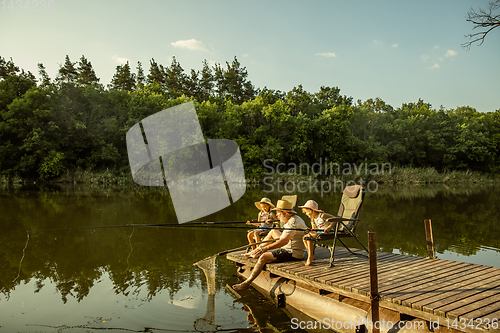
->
<box><xmin>1</xmin><ymin>0</ymin><xmax>499</xmax><ymax>112</ymax></box>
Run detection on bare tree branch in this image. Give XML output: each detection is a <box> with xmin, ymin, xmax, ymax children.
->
<box><xmin>462</xmin><ymin>0</ymin><xmax>500</xmax><ymax>50</ymax></box>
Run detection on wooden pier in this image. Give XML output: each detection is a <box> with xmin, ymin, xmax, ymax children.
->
<box><xmin>227</xmin><ymin>247</ymin><xmax>500</xmax><ymax>333</ymax></box>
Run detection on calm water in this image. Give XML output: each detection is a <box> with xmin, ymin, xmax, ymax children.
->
<box><xmin>1</xmin><ymin>183</ymin><xmax>499</xmax><ymax>332</ymax></box>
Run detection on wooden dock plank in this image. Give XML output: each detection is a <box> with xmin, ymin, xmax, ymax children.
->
<box><xmin>302</xmin><ymin>256</ymin><xmax>373</xmax><ymax>281</ymax></box>
<box><xmin>226</xmin><ymin>247</ymin><xmax>500</xmax><ymax>330</ymax></box>
<box><xmin>407</xmin><ymin>267</ymin><xmax>499</xmax><ymax>310</ymax></box>
<box><xmin>426</xmin><ymin>280</ymin><xmax>500</xmax><ymax>317</ymax></box>
<box><xmin>341</xmin><ymin>253</ymin><xmax>426</xmax><ymax>279</ymax></box>
<box><xmin>379</xmin><ymin>261</ymin><xmax>468</xmax><ymax>301</ymax></box>
<box><xmin>310</xmin><ymin>253</ymin><xmax>405</xmax><ymax>283</ymax></box>
<box><xmin>456</xmin><ymin>293</ymin><xmax>500</xmax><ymax>321</ymax></box>
<box><xmin>399</xmin><ymin>266</ymin><xmax>487</xmax><ymax>309</ymax></box>
<box><xmin>315</xmin><ymin>253</ymin><xmax>414</xmax><ymax>283</ymax></box>
<box><xmin>355</xmin><ymin>258</ymin><xmax>454</xmax><ymax>292</ymax></box>
<box><xmin>441</xmin><ymin>289</ymin><xmax>500</xmax><ymax>320</ymax></box>
<box><xmin>480</xmin><ymin>309</ymin><xmax>500</xmax><ymax>325</ymax></box>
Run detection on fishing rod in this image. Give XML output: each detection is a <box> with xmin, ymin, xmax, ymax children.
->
<box><xmin>194</xmin><ymin>238</ymin><xmax>279</xmax><ymax>265</ymax></box>
<box><xmin>32</xmin><ymin>219</ymin><xmax>281</xmax><ymax>233</ymax></box>
<box><xmin>159</xmin><ymin>225</ymin><xmax>328</xmax><ymax>232</ymax></box>
<box><xmin>33</xmin><ymin>217</ymin><xmax>355</xmax><ymax>233</ymax></box>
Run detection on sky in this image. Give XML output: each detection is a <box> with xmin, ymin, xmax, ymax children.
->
<box><xmin>1</xmin><ymin>0</ymin><xmax>499</xmax><ymax>112</ymax></box>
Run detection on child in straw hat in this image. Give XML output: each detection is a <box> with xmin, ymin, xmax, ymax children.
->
<box><xmin>233</xmin><ymin>199</ymin><xmax>307</xmax><ymax>291</ymax></box>
<box><xmin>299</xmin><ymin>200</ymin><xmax>334</xmax><ymax>266</ymax></box>
<box><xmin>246</xmin><ymin>198</ymin><xmax>277</xmax><ymax>250</ymax></box>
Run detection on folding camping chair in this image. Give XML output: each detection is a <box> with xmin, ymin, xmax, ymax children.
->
<box><xmin>314</xmin><ymin>185</ymin><xmax>368</xmax><ymax>267</ymax></box>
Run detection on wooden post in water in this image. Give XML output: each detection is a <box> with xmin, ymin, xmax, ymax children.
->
<box><xmin>368</xmin><ymin>232</ymin><xmax>380</xmax><ymax>333</ymax></box>
<box><xmin>424</xmin><ymin>219</ymin><xmax>435</xmax><ymax>259</ymax></box>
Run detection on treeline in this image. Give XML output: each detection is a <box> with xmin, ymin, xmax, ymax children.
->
<box><xmin>0</xmin><ymin>55</ymin><xmax>499</xmax><ymax>182</ymax></box>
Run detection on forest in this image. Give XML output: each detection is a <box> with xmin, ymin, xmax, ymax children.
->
<box><xmin>0</xmin><ymin>55</ymin><xmax>499</xmax><ymax>182</ymax></box>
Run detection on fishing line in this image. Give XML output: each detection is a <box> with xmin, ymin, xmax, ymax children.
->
<box><xmin>13</xmin><ymin>231</ymin><xmax>30</xmax><ymax>283</ymax></box>
<box><xmin>32</xmin><ymin>219</ymin><xmax>278</xmax><ymax>233</ymax></box>
<box><xmin>34</xmin><ymin>223</ymin><xmax>331</xmax><ymax>233</ymax></box>
<box><xmin>126</xmin><ymin>227</ymin><xmax>134</xmax><ymax>272</ymax></box>
<box><xmin>33</xmin><ymin>218</ymin><xmax>354</xmax><ymax>233</ymax></box>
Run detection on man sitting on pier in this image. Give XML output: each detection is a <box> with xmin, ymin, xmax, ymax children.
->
<box><xmin>232</xmin><ymin>199</ymin><xmax>307</xmax><ymax>291</ymax></box>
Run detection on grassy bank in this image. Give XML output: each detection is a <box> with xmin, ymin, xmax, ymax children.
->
<box><xmin>1</xmin><ymin>166</ymin><xmax>498</xmax><ymax>189</ymax></box>
<box><xmin>260</xmin><ymin>166</ymin><xmax>498</xmax><ymax>185</ymax></box>
<box><xmin>360</xmin><ymin>166</ymin><xmax>499</xmax><ymax>184</ymax></box>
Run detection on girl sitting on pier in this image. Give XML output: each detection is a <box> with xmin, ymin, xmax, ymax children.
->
<box><xmin>246</xmin><ymin>198</ymin><xmax>277</xmax><ymax>251</ymax></box>
<box><xmin>300</xmin><ymin>200</ymin><xmax>333</xmax><ymax>266</ymax></box>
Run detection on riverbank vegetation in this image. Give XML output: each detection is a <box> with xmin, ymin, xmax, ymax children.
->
<box><xmin>1</xmin><ymin>55</ymin><xmax>499</xmax><ymax>185</ymax></box>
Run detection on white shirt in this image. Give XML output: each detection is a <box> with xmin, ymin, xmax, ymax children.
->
<box><xmin>281</xmin><ymin>215</ymin><xmax>307</xmax><ymax>259</ymax></box>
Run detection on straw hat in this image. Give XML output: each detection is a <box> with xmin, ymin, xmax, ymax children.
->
<box><xmin>254</xmin><ymin>197</ymin><xmax>275</xmax><ymax>210</ymax></box>
<box><xmin>298</xmin><ymin>200</ymin><xmax>323</xmax><ymax>212</ymax></box>
<box><xmin>271</xmin><ymin>199</ymin><xmax>297</xmax><ymax>214</ymax></box>
<box><xmin>299</xmin><ymin>200</ymin><xmax>334</xmax><ymax>219</ymax></box>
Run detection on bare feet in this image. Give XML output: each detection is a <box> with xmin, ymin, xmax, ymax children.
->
<box><xmin>232</xmin><ymin>281</ymin><xmax>251</xmax><ymax>291</ymax></box>
<box><xmin>242</xmin><ymin>247</ymin><xmax>263</xmax><ymax>259</ymax></box>
<box><xmin>242</xmin><ymin>248</ymin><xmax>257</xmax><ymax>258</ymax></box>
<box><xmin>305</xmin><ymin>257</ymin><xmax>314</xmax><ymax>266</ymax></box>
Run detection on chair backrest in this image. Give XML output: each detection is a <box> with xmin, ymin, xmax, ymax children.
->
<box><xmin>337</xmin><ymin>185</ymin><xmax>365</xmax><ymax>232</ymax></box>
<box><xmin>281</xmin><ymin>195</ymin><xmax>297</xmax><ymax>209</ymax></box>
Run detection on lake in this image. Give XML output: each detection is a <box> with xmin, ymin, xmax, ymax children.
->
<box><xmin>1</xmin><ymin>183</ymin><xmax>499</xmax><ymax>332</ymax></box>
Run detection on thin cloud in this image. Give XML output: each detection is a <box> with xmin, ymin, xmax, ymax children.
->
<box><xmin>112</xmin><ymin>56</ymin><xmax>130</xmax><ymax>64</ymax></box>
<box><xmin>316</xmin><ymin>52</ymin><xmax>337</xmax><ymax>58</ymax></box>
<box><xmin>421</xmin><ymin>47</ymin><xmax>457</xmax><ymax>67</ymax></box>
<box><xmin>171</xmin><ymin>39</ymin><xmax>208</xmax><ymax>51</ymax></box>
<box><xmin>445</xmin><ymin>49</ymin><xmax>458</xmax><ymax>58</ymax></box>
<box><xmin>391</xmin><ymin>43</ymin><xmax>398</xmax><ymax>48</ymax></box>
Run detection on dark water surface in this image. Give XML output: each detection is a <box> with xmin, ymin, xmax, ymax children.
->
<box><xmin>1</xmin><ymin>184</ymin><xmax>499</xmax><ymax>332</ymax></box>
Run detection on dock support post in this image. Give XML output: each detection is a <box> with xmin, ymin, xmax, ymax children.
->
<box><xmin>424</xmin><ymin>219</ymin><xmax>435</xmax><ymax>259</ymax></box>
<box><xmin>368</xmin><ymin>232</ymin><xmax>380</xmax><ymax>333</ymax></box>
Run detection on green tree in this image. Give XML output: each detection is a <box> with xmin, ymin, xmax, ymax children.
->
<box><xmin>185</xmin><ymin>69</ymin><xmax>201</xmax><ymax>100</ymax></box>
<box><xmin>0</xmin><ymin>61</ymin><xmax>36</xmax><ymax>112</ymax></box>
<box><xmin>386</xmin><ymin>100</ymin><xmax>435</xmax><ymax>167</ymax></box>
<box><xmin>257</xmin><ymin>87</ymin><xmax>285</xmax><ymax>105</ymax></box>
<box><xmin>199</xmin><ymin>59</ymin><xmax>214</xmax><ymax>101</ymax></box>
<box><xmin>147</xmin><ymin>58</ymin><xmax>166</xmax><ymax>88</ymax></box>
<box><xmin>56</xmin><ymin>55</ymin><xmax>78</xmax><ymax>84</ymax></box>
<box><xmin>0</xmin><ymin>56</ymin><xmax>19</xmax><ymax>79</ymax></box>
<box><xmin>442</xmin><ymin>107</ymin><xmax>496</xmax><ymax>171</ymax></box>
<box><xmin>349</xmin><ymin>106</ymin><xmax>390</xmax><ymax>163</ymax></box>
<box><xmin>109</xmin><ymin>62</ymin><xmax>136</xmax><ymax>91</ymax></box>
<box><xmin>136</xmin><ymin>61</ymin><xmax>145</xmax><ymax>88</ymax></box>
<box><xmin>357</xmin><ymin>97</ymin><xmax>393</xmax><ymax>113</ymax></box>
<box><xmin>213</xmin><ymin>62</ymin><xmax>226</xmax><ymax>99</ymax></box>
<box><xmin>165</xmin><ymin>56</ymin><xmax>186</xmax><ymax>95</ymax></box>
<box><xmin>0</xmin><ymin>85</ymin><xmax>56</xmax><ymax>179</ymax></box>
<box><xmin>314</xmin><ymin>86</ymin><xmax>353</xmax><ymax>111</ymax></box>
<box><xmin>223</xmin><ymin>56</ymin><xmax>255</xmax><ymax>104</ymax></box>
<box><xmin>37</xmin><ymin>63</ymin><xmax>51</xmax><ymax>86</ymax></box>
<box><xmin>285</xmin><ymin>85</ymin><xmax>315</xmax><ymax>117</ymax></box>
<box><xmin>76</xmin><ymin>55</ymin><xmax>100</xmax><ymax>86</ymax></box>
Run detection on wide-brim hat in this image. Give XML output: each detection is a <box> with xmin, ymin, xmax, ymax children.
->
<box><xmin>254</xmin><ymin>197</ymin><xmax>275</xmax><ymax>210</ymax></box>
<box><xmin>298</xmin><ymin>200</ymin><xmax>323</xmax><ymax>213</ymax></box>
<box><xmin>298</xmin><ymin>200</ymin><xmax>334</xmax><ymax>219</ymax></box>
<box><xmin>271</xmin><ymin>199</ymin><xmax>297</xmax><ymax>214</ymax></box>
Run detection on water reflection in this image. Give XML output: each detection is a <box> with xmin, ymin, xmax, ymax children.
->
<box><xmin>0</xmin><ymin>183</ymin><xmax>499</xmax><ymax>332</ymax></box>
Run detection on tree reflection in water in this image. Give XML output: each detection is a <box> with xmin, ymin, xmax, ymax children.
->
<box><xmin>0</xmin><ymin>184</ymin><xmax>499</xmax><ymax>331</ymax></box>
